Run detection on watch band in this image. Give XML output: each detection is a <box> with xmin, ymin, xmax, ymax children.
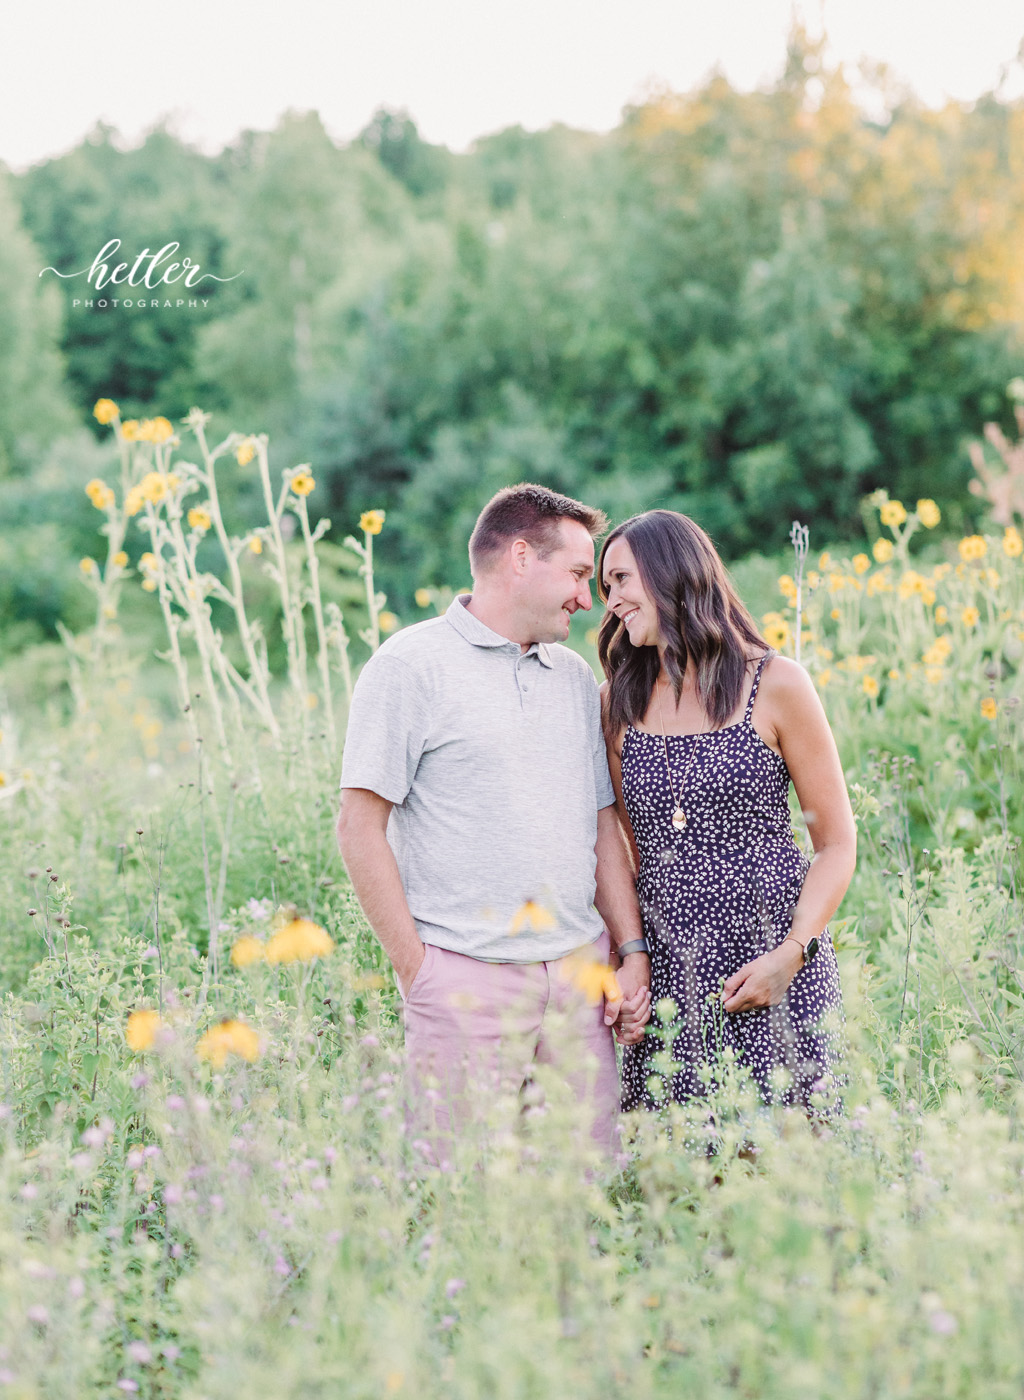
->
<box><xmin>784</xmin><ymin>933</ymin><xmax>820</xmax><ymax>967</ymax></box>
<box><xmin>616</xmin><ymin>938</ymin><xmax>650</xmax><ymax>958</ymax></box>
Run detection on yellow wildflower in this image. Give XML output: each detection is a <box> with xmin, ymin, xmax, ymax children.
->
<box><xmin>827</xmin><ymin>572</ymin><xmax>845</xmax><ymax>593</ymax></box>
<box><xmin>888</xmin><ymin>669</ymin><xmax>900</xmax><ymax>681</ymax></box>
<box><xmin>85</xmin><ymin>478</ymin><xmax>115</xmax><ymax>510</ymax></box>
<box><xmin>916</xmin><ymin>499</ymin><xmax>941</xmax><ymax>528</ymax></box>
<box><xmin>121</xmin><ymin>420</ymin><xmax>140</xmax><ymax>442</ymax></box>
<box><xmin>230</xmin><ymin>936</ymin><xmax>265</xmax><ymax>969</ymax></box>
<box><xmin>1003</xmin><ymin>526</ymin><xmax>1023</xmax><ymax>558</ymax></box>
<box><xmin>124</xmin><ymin>485</ymin><xmax>145</xmax><ymax>517</ymax></box>
<box><xmin>830</xmin><ymin>608</ymin><xmax>840</xmax><ymax>620</ymax></box>
<box><xmin>816</xmin><ymin>669</ymin><xmax>831</xmax><ymax>687</ymax></box>
<box><xmin>379</xmin><ymin>611</ymin><xmax>398</xmax><ymax>634</ymax></box>
<box><xmin>235</xmin><ymin>438</ymin><xmax>256</xmax><ymax>466</ymax></box>
<box><xmin>113</xmin><ymin>551</ymin><xmax>128</xmax><ymax>568</ymax></box>
<box><xmin>265</xmin><ymin>918</ymin><xmax>334</xmax><ymax>964</ymax></box>
<box><xmin>879</xmin><ymin>500</ymin><xmax>907</xmax><ymax>528</ymax></box>
<box><xmin>140</xmin><ymin>472</ymin><xmax>168</xmax><ymax>504</ymax></box>
<box><xmin>920</xmin><ymin>587</ymin><xmax>936</xmax><ymax>606</ymax></box>
<box><xmin>862</xmin><ymin>676</ymin><xmax>879</xmax><ymax>698</ymax></box>
<box><xmin>140</xmin><ymin>552</ymin><xmax>157</xmax><ymax>571</ymax></box>
<box><xmin>898</xmin><ymin>570</ymin><xmax>926</xmax><ymax>601</ymax></box>
<box><xmin>762</xmin><ymin>618</ymin><xmax>790</xmax><ymax>649</ymax></box>
<box><xmin>93</xmin><ymin>398</ymin><xmax>119</xmax><ymax>425</ymax></box>
<box><xmin>353</xmin><ymin>973</ymin><xmax>386</xmax><ymax>991</ymax></box>
<box><xmin>980</xmin><ymin>567</ymin><xmax>1000</xmax><ymax>588</ymax></box>
<box><xmin>188</xmin><ymin>506</ymin><xmax>212</xmax><ymax>532</ymax></box>
<box><xmin>925</xmin><ymin>666</ymin><xmax>944</xmax><ymax>685</ymax></box>
<box><xmin>415</xmin><ymin>588</ymin><xmax>432</xmax><ymax>608</ymax></box>
<box><xmin>806</xmin><ymin>570</ymin><xmax>820</xmax><ymax>589</ymax></box>
<box><xmin>852</xmin><ymin>553</ymin><xmax>870</xmax><ymax>575</ymax></box>
<box><xmin>360</xmin><ymin>509</ymin><xmax>386</xmax><ymax>535</ymax></box>
<box><xmin>980</xmin><ymin>697</ymin><xmax>997</xmax><ymax>721</ymax></box>
<box><xmin>508</xmin><ymin>900</ymin><xmax>557</xmax><ymax>936</ymax></box>
<box><xmin>79</xmin><ymin>557</ymin><xmax>96</xmax><ymax>575</ymax></box>
<box><xmin>290</xmin><ymin>471</ymin><xmax>315</xmax><ymax>497</ymax></box>
<box><xmin>923</xmin><ymin>637</ymin><xmax>952</xmax><ymax>666</ymax></box>
<box><xmin>196</xmin><ymin>1019</ymin><xmax>260</xmax><ymax>1068</ymax></box>
<box><xmin>560</xmin><ymin>954</ymin><xmax>622</xmax><ymax>1006</ymax></box>
<box><xmin>126</xmin><ymin>1009</ymin><xmax>162</xmax><ymax>1053</ymax></box>
<box><xmin>958</xmin><ymin>535</ymin><xmax>987</xmax><ymax>562</ymax></box>
<box><xmin>248</xmin><ymin>536</ymin><xmax>263</xmax><ymax>555</ymax></box>
<box><xmin>872</xmin><ymin>538</ymin><xmax>894</xmax><ymax>564</ymax></box>
<box><xmin>934</xmin><ymin>605</ymin><xmax>948</xmax><ymax>626</ymax></box>
<box><xmin>867</xmin><ymin>570</ymin><xmax>893</xmax><ymax>597</ymax></box>
<box><xmin>961</xmin><ymin>606</ymin><xmax>980</xmax><ymax>629</ymax></box>
<box><xmin>818</xmin><ymin>552</ymin><xmax>831</xmax><ymax>569</ymax></box>
<box><xmin>149</xmin><ymin>417</ymin><xmax>174</xmax><ymax>444</ymax></box>
<box><xmin>933</xmin><ymin>562</ymin><xmax>952</xmax><ymax>580</ymax></box>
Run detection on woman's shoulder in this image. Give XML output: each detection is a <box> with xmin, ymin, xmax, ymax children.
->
<box><xmin>755</xmin><ymin>651</ymin><xmax>826</xmax><ymax>718</ymax></box>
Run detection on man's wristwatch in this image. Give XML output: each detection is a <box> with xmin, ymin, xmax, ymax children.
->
<box><xmin>785</xmin><ymin>933</ymin><xmax>820</xmax><ymax>968</ymax></box>
<box><xmin>616</xmin><ymin>938</ymin><xmax>650</xmax><ymax>958</ymax></box>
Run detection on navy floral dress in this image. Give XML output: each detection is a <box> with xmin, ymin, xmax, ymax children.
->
<box><xmin>620</xmin><ymin>651</ymin><xmax>845</xmax><ymax>1117</ymax></box>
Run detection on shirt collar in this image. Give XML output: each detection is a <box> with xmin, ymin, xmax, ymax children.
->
<box><xmin>445</xmin><ymin>595</ymin><xmax>554</xmax><ymax>668</ymax></box>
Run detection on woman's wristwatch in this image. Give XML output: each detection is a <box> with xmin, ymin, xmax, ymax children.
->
<box><xmin>784</xmin><ymin>933</ymin><xmax>820</xmax><ymax>967</ymax></box>
<box><xmin>616</xmin><ymin>938</ymin><xmax>650</xmax><ymax>958</ymax></box>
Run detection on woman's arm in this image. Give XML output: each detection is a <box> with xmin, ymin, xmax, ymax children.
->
<box><xmin>721</xmin><ymin>657</ymin><xmax>856</xmax><ymax>1013</ymax></box>
<box><xmin>600</xmin><ymin>682</ymin><xmax>641</xmax><ymax>874</ymax></box>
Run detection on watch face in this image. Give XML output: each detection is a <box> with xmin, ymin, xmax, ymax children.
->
<box><xmin>805</xmin><ymin>936</ymin><xmax>820</xmax><ymax>964</ymax></box>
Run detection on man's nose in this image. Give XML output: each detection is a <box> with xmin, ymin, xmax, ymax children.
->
<box><xmin>577</xmin><ymin>581</ymin><xmax>593</xmax><ymax>611</ymax></box>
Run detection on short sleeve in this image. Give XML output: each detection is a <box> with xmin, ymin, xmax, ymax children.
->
<box><xmin>339</xmin><ymin>653</ymin><xmax>431</xmax><ymax>804</ymax></box>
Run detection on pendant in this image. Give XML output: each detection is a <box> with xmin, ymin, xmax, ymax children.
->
<box><xmin>671</xmin><ymin>808</ymin><xmax>687</xmax><ymax>831</ymax></box>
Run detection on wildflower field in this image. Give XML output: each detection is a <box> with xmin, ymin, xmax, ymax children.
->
<box><xmin>0</xmin><ymin>406</ymin><xmax>1023</xmax><ymax>1399</ymax></box>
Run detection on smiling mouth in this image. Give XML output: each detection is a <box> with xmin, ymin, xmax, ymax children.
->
<box><xmin>621</xmin><ymin>608</ymin><xmax>639</xmax><ymax>626</ymax></box>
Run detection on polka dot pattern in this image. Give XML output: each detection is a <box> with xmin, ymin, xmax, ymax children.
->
<box><xmin>620</xmin><ymin>651</ymin><xmax>845</xmax><ymax>1117</ymax></box>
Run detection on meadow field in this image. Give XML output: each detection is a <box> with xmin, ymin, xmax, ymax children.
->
<box><xmin>0</xmin><ymin>406</ymin><xmax>1022</xmax><ymax>1398</ymax></box>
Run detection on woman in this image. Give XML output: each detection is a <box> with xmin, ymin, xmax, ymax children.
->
<box><xmin>597</xmin><ymin>510</ymin><xmax>855</xmax><ymax>1120</ymax></box>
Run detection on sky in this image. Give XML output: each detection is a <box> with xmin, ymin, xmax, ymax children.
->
<box><xmin>1</xmin><ymin>0</ymin><xmax>1022</xmax><ymax>171</ymax></box>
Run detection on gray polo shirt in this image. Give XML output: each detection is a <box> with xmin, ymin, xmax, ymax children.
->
<box><xmin>340</xmin><ymin>595</ymin><xmax>615</xmax><ymax>962</ymax></box>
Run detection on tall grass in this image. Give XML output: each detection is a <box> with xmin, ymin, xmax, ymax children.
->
<box><xmin>0</xmin><ymin>424</ymin><xmax>1022</xmax><ymax>1397</ymax></box>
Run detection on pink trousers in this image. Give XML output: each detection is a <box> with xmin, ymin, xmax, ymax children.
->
<box><xmin>401</xmin><ymin>931</ymin><xmax>619</xmax><ymax>1165</ymax></box>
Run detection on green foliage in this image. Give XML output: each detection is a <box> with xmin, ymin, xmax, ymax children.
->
<box><xmin>16</xmin><ymin>123</ymin><xmax>236</xmax><ymax>422</ymax></box>
<box><xmin>9</xmin><ymin>60</ymin><xmax>1024</xmax><ymax>629</ymax></box>
<box><xmin>0</xmin><ymin>170</ymin><xmax>76</xmax><ymax>475</ymax></box>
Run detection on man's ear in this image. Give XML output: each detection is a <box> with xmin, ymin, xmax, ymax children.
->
<box><xmin>510</xmin><ymin>538</ymin><xmax>530</xmax><ymax>574</ymax></box>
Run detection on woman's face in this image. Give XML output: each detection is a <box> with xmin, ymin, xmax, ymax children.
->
<box><xmin>602</xmin><ymin>536</ymin><xmax>661</xmax><ymax>648</ymax></box>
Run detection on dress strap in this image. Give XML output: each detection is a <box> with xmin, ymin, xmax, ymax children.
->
<box><xmin>743</xmin><ymin>650</ymin><xmax>774</xmax><ymax>723</ymax></box>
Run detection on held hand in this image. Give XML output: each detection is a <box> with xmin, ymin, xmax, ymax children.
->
<box><xmin>613</xmin><ymin>986</ymin><xmax>651</xmax><ymax>1045</ymax></box>
<box><xmin>606</xmin><ymin>953</ymin><xmax>651</xmax><ymax>1045</ymax></box>
<box><xmin>721</xmin><ymin>940</ymin><xmax>803</xmax><ymax>1014</ymax></box>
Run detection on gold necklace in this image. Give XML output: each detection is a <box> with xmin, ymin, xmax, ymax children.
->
<box><xmin>656</xmin><ymin>679</ymin><xmax>707</xmax><ymax>831</ymax></box>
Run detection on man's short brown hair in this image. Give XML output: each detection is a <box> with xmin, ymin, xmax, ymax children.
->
<box><xmin>468</xmin><ymin>483</ymin><xmax>608</xmax><ymax>575</ymax></box>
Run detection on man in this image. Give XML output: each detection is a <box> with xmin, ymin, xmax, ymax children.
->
<box><xmin>336</xmin><ymin>483</ymin><xmax>651</xmax><ymax>1159</ymax></box>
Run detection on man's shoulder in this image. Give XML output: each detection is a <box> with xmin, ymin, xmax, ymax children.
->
<box><xmin>546</xmin><ymin>643</ymin><xmax>601</xmax><ymax>687</ymax></box>
<box><xmin>369</xmin><ymin>615</ymin><xmax>453</xmax><ymax>666</ymax></box>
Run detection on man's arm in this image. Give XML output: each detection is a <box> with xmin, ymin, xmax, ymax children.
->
<box><xmin>336</xmin><ymin>787</ymin><xmax>425</xmax><ymax>996</ymax></box>
<box><xmin>594</xmin><ymin>804</ymin><xmax>651</xmax><ymax>1044</ymax></box>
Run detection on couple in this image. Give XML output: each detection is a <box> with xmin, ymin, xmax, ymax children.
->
<box><xmin>337</xmin><ymin>485</ymin><xmax>854</xmax><ymax>1159</ymax></box>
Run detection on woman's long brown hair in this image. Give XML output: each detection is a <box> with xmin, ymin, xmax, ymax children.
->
<box><xmin>597</xmin><ymin>510</ymin><xmax>766</xmax><ymax>736</ymax></box>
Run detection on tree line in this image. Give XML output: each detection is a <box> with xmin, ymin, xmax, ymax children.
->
<box><xmin>1</xmin><ymin>31</ymin><xmax>1022</xmax><ymax>645</ymax></box>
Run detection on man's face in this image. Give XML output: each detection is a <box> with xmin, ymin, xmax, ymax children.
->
<box><xmin>518</xmin><ymin>519</ymin><xmax>595</xmax><ymax>642</ymax></box>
